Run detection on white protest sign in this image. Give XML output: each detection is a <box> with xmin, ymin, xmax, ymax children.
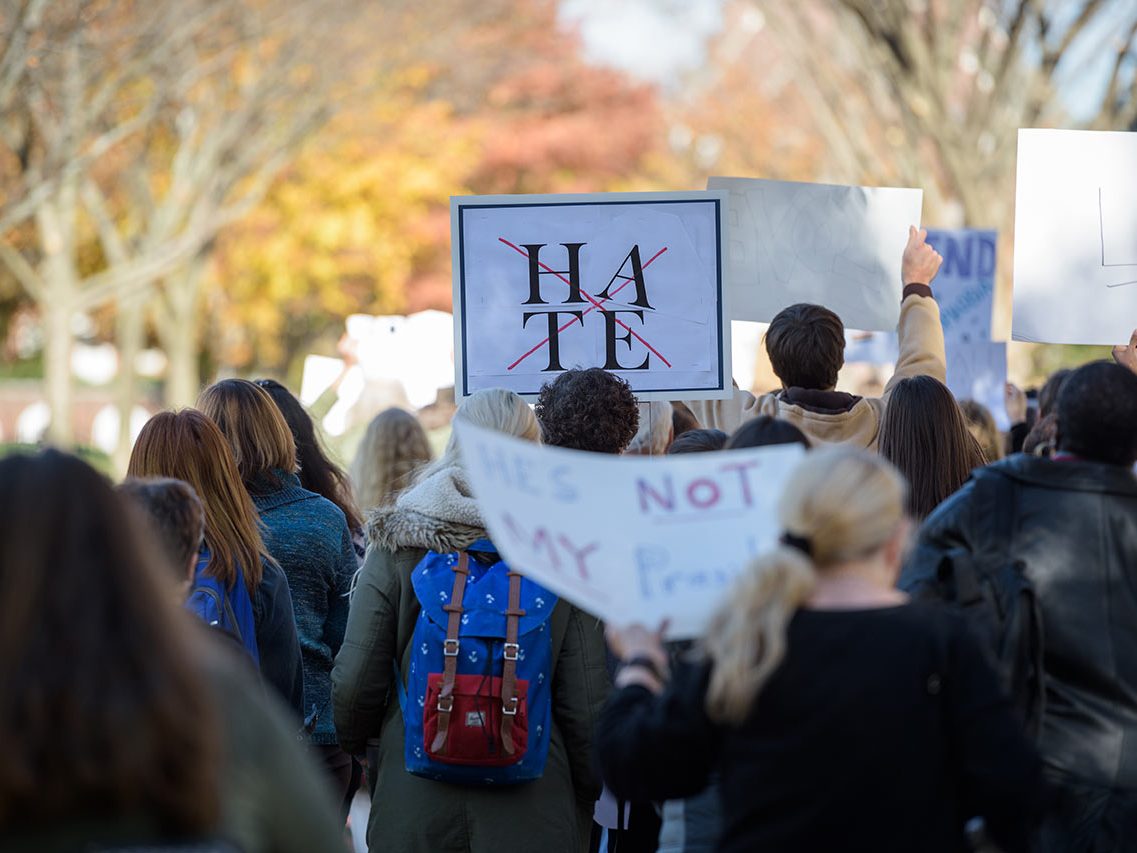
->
<box><xmin>455</xmin><ymin>421</ymin><xmax>804</xmax><ymax>638</ymax></box>
<box><xmin>1013</xmin><ymin>129</ymin><xmax>1137</xmax><ymax>345</ymax></box>
<box><xmin>708</xmin><ymin>176</ymin><xmax>922</xmax><ymax>332</ymax></box>
<box><xmin>946</xmin><ymin>340</ymin><xmax>1008</xmax><ymax>430</ymax></box>
<box><xmin>451</xmin><ymin>192</ymin><xmax>731</xmax><ymax>401</ymax></box>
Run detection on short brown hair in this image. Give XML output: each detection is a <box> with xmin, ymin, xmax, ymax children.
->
<box><xmin>535</xmin><ymin>368</ymin><xmax>639</xmax><ymax>454</ymax></box>
<box><xmin>118</xmin><ymin>477</ymin><xmax>205</xmax><ymax>580</ymax></box>
<box><xmin>198</xmin><ymin>379</ymin><xmax>297</xmax><ymax>486</ymax></box>
<box><xmin>765</xmin><ymin>304</ymin><xmax>845</xmax><ymax>390</ymax></box>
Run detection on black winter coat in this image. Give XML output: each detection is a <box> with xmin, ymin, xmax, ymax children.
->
<box><xmin>902</xmin><ymin>455</ymin><xmax>1137</xmax><ymax>850</ymax></box>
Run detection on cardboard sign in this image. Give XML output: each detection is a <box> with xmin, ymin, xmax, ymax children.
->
<box><xmin>455</xmin><ymin>421</ymin><xmax>804</xmax><ymax>638</ymax></box>
<box><xmin>451</xmin><ymin>192</ymin><xmax>731</xmax><ymax>401</ymax></box>
<box><xmin>1014</xmin><ymin>129</ymin><xmax>1137</xmax><ymax>345</ymax></box>
<box><xmin>709</xmin><ymin>176</ymin><xmax>922</xmax><ymax>332</ymax></box>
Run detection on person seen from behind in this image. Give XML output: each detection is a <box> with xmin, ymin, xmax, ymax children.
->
<box><xmin>350</xmin><ymin>407</ymin><xmax>433</xmax><ymax>513</ymax></box>
<box><xmin>333</xmin><ymin>389</ymin><xmax>610</xmax><ymax>853</ymax></box>
<box><xmin>117</xmin><ymin>477</ymin><xmax>204</xmax><ymax>600</ymax></box>
<box><xmin>534</xmin><ymin>367</ymin><xmax>640</xmax><ymax>454</ymax></box>
<box><xmin>129</xmin><ymin>410</ymin><xmax>305</xmax><ymax>716</ymax></box>
<box><xmin>256</xmin><ymin>378</ymin><xmax>367</xmax><ymax>561</ymax></box>
<box><xmin>625</xmin><ymin>401</ymin><xmax>674</xmax><ymax>455</ymax></box>
<box><xmin>878</xmin><ymin>375</ymin><xmax>987</xmax><ymax>520</ymax></box>
<box><xmin>903</xmin><ymin>353</ymin><xmax>1137</xmax><ymax>853</ymax></box>
<box><xmin>0</xmin><ymin>450</ymin><xmax>344</xmax><ymax>852</ymax></box>
<box><xmin>684</xmin><ymin>226</ymin><xmax>946</xmax><ymax>448</ymax></box>
<box><xmin>599</xmin><ymin>447</ymin><xmax>1046</xmax><ymax>853</ymax></box>
<box><xmin>667</xmin><ymin>429</ymin><xmax>728</xmax><ymax>455</ymax></box>
<box><xmin>960</xmin><ymin>399</ymin><xmax>1004</xmax><ymax>464</ymax></box>
<box><xmin>200</xmin><ymin>379</ymin><xmax>359</xmax><ymax>807</ymax></box>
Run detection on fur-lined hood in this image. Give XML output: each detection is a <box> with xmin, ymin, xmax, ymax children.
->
<box><xmin>366</xmin><ymin>465</ymin><xmax>487</xmax><ymax>554</ymax></box>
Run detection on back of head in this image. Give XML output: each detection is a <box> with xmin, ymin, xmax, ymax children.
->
<box><xmin>765</xmin><ymin>303</ymin><xmax>845</xmax><ymax>390</ymax></box>
<box><xmin>535</xmin><ymin>367</ymin><xmax>639</xmax><ymax>453</ymax></box>
<box><xmin>118</xmin><ymin>477</ymin><xmax>205</xmax><ymax>582</ymax></box>
<box><xmin>419</xmin><ymin>388</ymin><xmax>538</xmax><ymax>483</ymax></box>
<box><xmin>726</xmin><ymin>415</ymin><xmax>810</xmax><ymax>450</ymax></box>
<box><xmin>198</xmin><ymin>379</ymin><xmax>297</xmax><ymax>486</ymax></box>
<box><xmin>667</xmin><ymin>428</ymin><xmax>728</xmax><ymax>455</ymax></box>
<box><xmin>0</xmin><ymin>450</ymin><xmax>219</xmax><ymax>834</ymax></box>
<box><xmin>959</xmin><ymin>399</ymin><xmax>1003</xmax><ymax>463</ymax></box>
<box><xmin>1039</xmin><ymin>368</ymin><xmax>1072</xmax><ymax>419</ymax></box>
<box><xmin>255</xmin><ymin>378</ymin><xmax>362</xmax><ymax>531</ymax></box>
<box><xmin>1056</xmin><ymin>362</ymin><xmax>1137</xmax><ymax>466</ymax></box>
<box><xmin>1024</xmin><ymin>412</ymin><xmax>1058</xmax><ymax>458</ymax></box>
<box><xmin>128</xmin><ymin>409</ymin><xmax>265</xmax><ymax>593</ymax></box>
<box><xmin>671</xmin><ymin>402</ymin><xmax>700</xmax><ymax>439</ymax></box>
<box><xmin>704</xmin><ymin>447</ymin><xmax>906</xmax><ymax>724</ymax></box>
<box><xmin>878</xmin><ymin>375</ymin><xmax>986</xmax><ymax>520</ymax></box>
<box><xmin>351</xmin><ymin>407</ymin><xmax>434</xmax><ymax>510</ymax></box>
<box><xmin>626</xmin><ymin>401</ymin><xmax>673</xmax><ymax>455</ymax></box>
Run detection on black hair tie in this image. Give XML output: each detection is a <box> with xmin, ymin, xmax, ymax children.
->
<box><xmin>779</xmin><ymin>532</ymin><xmax>813</xmax><ymax>558</ymax></box>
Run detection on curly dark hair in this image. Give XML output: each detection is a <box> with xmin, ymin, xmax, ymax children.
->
<box><xmin>535</xmin><ymin>368</ymin><xmax>639</xmax><ymax>453</ymax></box>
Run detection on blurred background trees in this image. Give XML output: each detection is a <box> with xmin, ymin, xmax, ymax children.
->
<box><xmin>1</xmin><ymin>0</ymin><xmax>1135</xmax><ymax>462</ymax></box>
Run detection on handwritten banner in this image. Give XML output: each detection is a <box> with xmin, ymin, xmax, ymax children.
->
<box><xmin>455</xmin><ymin>421</ymin><xmax>804</xmax><ymax>638</ymax></box>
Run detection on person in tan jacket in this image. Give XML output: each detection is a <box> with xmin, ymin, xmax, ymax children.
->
<box><xmin>686</xmin><ymin>226</ymin><xmax>946</xmax><ymax>449</ymax></box>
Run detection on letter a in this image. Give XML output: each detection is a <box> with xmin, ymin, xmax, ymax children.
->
<box><xmin>597</xmin><ymin>246</ymin><xmax>653</xmax><ymax>309</ymax></box>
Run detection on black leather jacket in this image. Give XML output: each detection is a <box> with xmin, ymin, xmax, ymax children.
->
<box><xmin>901</xmin><ymin>454</ymin><xmax>1137</xmax><ymax>791</ymax></box>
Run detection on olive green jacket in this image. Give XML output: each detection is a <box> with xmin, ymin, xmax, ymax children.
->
<box><xmin>332</xmin><ymin>466</ymin><xmax>610</xmax><ymax>853</ymax></box>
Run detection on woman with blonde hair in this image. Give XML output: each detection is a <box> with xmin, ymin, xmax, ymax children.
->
<box><xmin>598</xmin><ymin>448</ymin><xmax>1046</xmax><ymax>853</ymax></box>
<box><xmin>332</xmin><ymin>388</ymin><xmax>610</xmax><ymax>853</ymax></box>
<box><xmin>350</xmin><ymin>408</ymin><xmax>433</xmax><ymax>512</ymax></box>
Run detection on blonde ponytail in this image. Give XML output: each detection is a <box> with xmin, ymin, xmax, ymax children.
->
<box><xmin>704</xmin><ymin>547</ymin><xmax>816</xmax><ymax>725</ymax></box>
<box><xmin>702</xmin><ymin>447</ymin><xmax>907</xmax><ymax>725</ymax></box>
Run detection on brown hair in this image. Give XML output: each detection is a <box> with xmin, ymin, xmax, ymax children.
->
<box><xmin>959</xmin><ymin>400</ymin><xmax>1003</xmax><ymax>464</ymax></box>
<box><xmin>765</xmin><ymin>303</ymin><xmax>845</xmax><ymax>390</ymax></box>
<box><xmin>255</xmin><ymin>378</ymin><xmax>363</xmax><ymax>531</ymax></box>
<box><xmin>878</xmin><ymin>376</ymin><xmax>987</xmax><ymax>520</ymax></box>
<box><xmin>118</xmin><ymin>477</ymin><xmax>205</xmax><ymax>580</ymax></box>
<box><xmin>535</xmin><ymin>367</ymin><xmax>639</xmax><ymax>453</ymax></box>
<box><xmin>198</xmin><ymin>379</ymin><xmax>297</xmax><ymax>488</ymax></box>
<box><xmin>129</xmin><ymin>410</ymin><xmax>267</xmax><ymax>593</ymax></box>
<box><xmin>351</xmin><ymin>408</ymin><xmax>433</xmax><ymax>511</ymax></box>
<box><xmin>0</xmin><ymin>450</ymin><xmax>219</xmax><ymax>833</ymax></box>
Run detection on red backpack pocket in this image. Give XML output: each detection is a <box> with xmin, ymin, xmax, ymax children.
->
<box><xmin>424</xmin><ymin>672</ymin><xmax>529</xmax><ymax>766</ymax></box>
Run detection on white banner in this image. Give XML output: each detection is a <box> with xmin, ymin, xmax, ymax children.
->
<box><xmin>455</xmin><ymin>421</ymin><xmax>804</xmax><ymax>638</ymax></box>
<box><xmin>451</xmin><ymin>192</ymin><xmax>732</xmax><ymax>401</ymax></box>
<box><xmin>709</xmin><ymin>176</ymin><xmax>922</xmax><ymax>332</ymax></box>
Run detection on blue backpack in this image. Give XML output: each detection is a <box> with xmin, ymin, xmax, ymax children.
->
<box><xmin>186</xmin><ymin>550</ymin><xmax>260</xmax><ymax>668</ymax></box>
<box><xmin>397</xmin><ymin>541</ymin><xmax>557</xmax><ymax>785</ymax></box>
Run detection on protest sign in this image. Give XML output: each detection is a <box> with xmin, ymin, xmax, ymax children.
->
<box><xmin>843</xmin><ymin>229</ymin><xmax>1004</xmax><ymax>424</ymax></box>
<box><xmin>451</xmin><ymin>192</ymin><xmax>731</xmax><ymax>401</ymax></box>
<box><xmin>1013</xmin><ymin>129</ymin><xmax>1137</xmax><ymax>345</ymax></box>
<box><xmin>454</xmin><ymin>421</ymin><xmax>804</xmax><ymax>638</ymax></box>
<box><xmin>708</xmin><ymin>176</ymin><xmax>922</xmax><ymax>332</ymax></box>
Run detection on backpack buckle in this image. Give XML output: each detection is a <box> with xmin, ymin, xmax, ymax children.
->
<box><xmin>503</xmin><ymin>642</ymin><xmax>520</xmax><ymax>661</ymax></box>
<box><xmin>502</xmin><ymin>696</ymin><xmax>519</xmax><ymax>716</ymax></box>
<box><xmin>443</xmin><ymin>639</ymin><xmax>460</xmax><ymax>657</ymax></box>
<box><xmin>437</xmin><ymin>695</ymin><xmax>454</xmax><ymax>713</ymax></box>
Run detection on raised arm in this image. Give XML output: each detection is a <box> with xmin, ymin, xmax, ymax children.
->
<box><xmin>884</xmin><ymin>226</ymin><xmax>946</xmax><ymax>398</ymax></box>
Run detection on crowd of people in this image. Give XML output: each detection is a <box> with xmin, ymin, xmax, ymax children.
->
<box><xmin>3</xmin><ymin>225</ymin><xmax>1137</xmax><ymax>852</ymax></box>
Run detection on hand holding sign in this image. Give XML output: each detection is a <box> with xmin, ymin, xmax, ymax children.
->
<box><xmin>1112</xmin><ymin>329</ymin><xmax>1137</xmax><ymax>375</ymax></box>
<box><xmin>901</xmin><ymin>226</ymin><xmax>943</xmax><ymax>286</ymax></box>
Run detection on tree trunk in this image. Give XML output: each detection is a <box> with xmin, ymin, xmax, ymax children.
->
<box><xmin>42</xmin><ymin>295</ymin><xmax>74</xmax><ymax>445</ymax></box>
<box><xmin>158</xmin><ymin>255</ymin><xmax>208</xmax><ymax>408</ymax></box>
<box><xmin>112</xmin><ymin>292</ymin><xmax>146</xmax><ymax>474</ymax></box>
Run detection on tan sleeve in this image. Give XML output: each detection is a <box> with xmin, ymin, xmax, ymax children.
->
<box><xmin>682</xmin><ymin>387</ymin><xmax>766</xmax><ymax>434</ymax></box>
<box><xmin>883</xmin><ymin>292</ymin><xmax>946</xmax><ymax>399</ymax></box>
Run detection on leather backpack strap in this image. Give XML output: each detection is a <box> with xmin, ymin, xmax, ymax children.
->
<box><xmin>500</xmin><ymin>570</ymin><xmax>527</xmax><ymax>755</ymax></box>
<box><xmin>431</xmin><ymin>552</ymin><xmax>470</xmax><ymax>755</ymax></box>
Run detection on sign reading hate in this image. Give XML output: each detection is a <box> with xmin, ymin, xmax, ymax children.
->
<box><xmin>451</xmin><ymin>192</ymin><xmax>731</xmax><ymax>401</ymax></box>
<box><xmin>455</xmin><ymin>421</ymin><xmax>804</xmax><ymax>638</ymax></box>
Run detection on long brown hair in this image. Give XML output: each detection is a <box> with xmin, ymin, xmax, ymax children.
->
<box><xmin>350</xmin><ymin>408</ymin><xmax>433</xmax><ymax>511</ymax></box>
<box><xmin>255</xmin><ymin>378</ymin><xmax>363</xmax><ymax>530</ymax></box>
<box><xmin>198</xmin><ymin>379</ymin><xmax>297</xmax><ymax>488</ymax></box>
<box><xmin>129</xmin><ymin>409</ymin><xmax>266</xmax><ymax>593</ymax></box>
<box><xmin>0</xmin><ymin>450</ymin><xmax>220</xmax><ymax>834</ymax></box>
<box><xmin>878</xmin><ymin>375</ymin><xmax>987</xmax><ymax>520</ymax></box>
